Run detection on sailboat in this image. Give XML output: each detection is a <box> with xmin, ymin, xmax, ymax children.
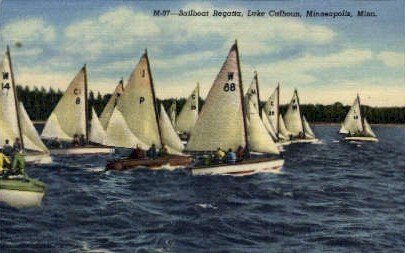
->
<box><xmin>284</xmin><ymin>89</ymin><xmax>318</xmax><ymax>144</ymax></box>
<box><xmin>185</xmin><ymin>42</ymin><xmax>284</xmax><ymax>176</ymax></box>
<box><xmin>175</xmin><ymin>83</ymin><xmax>199</xmax><ymax>139</ymax></box>
<box><xmin>339</xmin><ymin>95</ymin><xmax>378</xmax><ymax>142</ymax></box>
<box><xmin>0</xmin><ymin>176</ymin><xmax>45</xmax><ymax>208</ymax></box>
<box><xmin>106</xmin><ymin>50</ymin><xmax>191</xmax><ymax>171</ymax></box>
<box><xmin>41</xmin><ymin>65</ymin><xmax>114</xmax><ymax>155</ymax></box>
<box><xmin>262</xmin><ymin>84</ymin><xmax>292</xmax><ymax>145</ymax></box>
<box><xmin>0</xmin><ymin>46</ymin><xmax>51</xmax><ymax>164</ymax></box>
<box><xmin>99</xmin><ymin>79</ymin><xmax>124</xmax><ymax>130</ymax></box>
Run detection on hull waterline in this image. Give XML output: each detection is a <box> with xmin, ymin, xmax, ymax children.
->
<box><xmin>344</xmin><ymin>136</ymin><xmax>378</xmax><ymax>142</ymax></box>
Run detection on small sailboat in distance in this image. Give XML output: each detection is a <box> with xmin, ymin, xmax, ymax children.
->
<box><xmin>41</xmin><ymin>65</ymin><xmax>114</xmax><ymax>155</ymax></box>
<box><xmin>0</xmin><ymin>46</ymin><xmax>51</xmax><ymax>164</ymax></box>
<box><xmin>339</xmin><ymin>95</ymin><xmax>378</xmax><ymax>142</ymax></box>
<box><xmin>175</xmin><ymin>83</ymin><xmax>199</xmax><ymax>139</ymax></box>
<box><xmin>284</xmin><ymin>89</ymin><xmax>318</xmax><ymax>144</ymax></box>
<box><xmin>186</xmin><ymin>41</ymin><xmax>284</xmax><ymax>176</ymax></box>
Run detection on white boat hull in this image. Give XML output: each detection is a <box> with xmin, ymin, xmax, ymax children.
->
<box><xmin>191</xmin><ymin>159</ymin><xmax>284</xmax><ymax>176</ymax></box>
<box><xmin>344</xmin><ymin>136</ymin><xmax>378</xmax><ymax>142</ymax></box>
<box><xmin>25</xmin><ymin>153</ymin><xmax>53</xmax><ymax>164</ymax></box>
<box><xmin>50</xmin><ymin>147</ymin><xmax>114</xmax><ymax>155</ymax></box>
<box><xmin>0</xmin><ymin>189</ymin><xmax>44</xmax><ymax>208</ymax></box>
<box><xmin>291</xmin><ymin>138</ymin><xmax>320</xmax><ymax>144</ymax></box>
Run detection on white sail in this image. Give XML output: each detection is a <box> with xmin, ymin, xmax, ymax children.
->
<box><xmin>302</xmin><ymin>115</ymin><xmax>315</xmax><ymax>139</ymax></box>
<box><xmin>247</xmin><ymin>100</ymin><xmax>279</xmax><ymax>154</ymax></box>
<box><xmin>263</xmin><ymin>87</ymin><xmax>279</xmax><ymax>133</ymax></box>
<box><xmin>363</xmin><ymin>118</ymin><xmax>377</xmax><ymax>138</ymax></box>
<box><xmin>261</xmin><ymin>113</ymin><xmax>278</xmax><ymax>141</ymax></box>
<box><xmin>41</xmin><ymin>67</ymin><xmax>87</xmax><ymax>140</ymax></box>
<box><xmin>278</xmin><ymin>115</ymin><xmax>290</xmax><ymax>140</ymax></box>
<box><xmin>175</xmin><ymin>84</ymin><xmax>199</xmax><ymax>133</ymax></box>
<box><xmin>99</xmin><ymin>80</ymin><xmax>124</xmax><ymax>130</ymax></box>
<box><xmin>284</xmin><ymin>90</ymin><xmax>304</xmax><ymax>137</ymax></box>
<box><xmin>117</xmin><ymin>52</ymin><xmax>161</xmax><ymax>148</ymax></box>
<box><xmin>89</xmin><ymin>108</ymin><xmax>106</xmax><ymax>145</ymax></box>
<box><xmin>104</xmin><ymin>107</ymin><xmax>148</xmax><ymax>149</ymax></box>
<box><xmin>169</xmin><ymin>100</ymin><xmax>177</xmax><ymax>127</ymax></box>
<box><xmin>340</xmin><ymin>96</ymin><xmax>363</xmax><ymax>134</ymax></box>
<box><xmin>19</xmin><ymin>103</ymin><xmax>48</xmax><ymax>152</ymax></box>
<box><xmin>245</xmin><ymin>73</ymin><xmax>260</xmax><ymax>116</ymax></box>
<box><xmin>186</xmin><ymin>44</ymin><xmax>246</xmax><ymax>151</ymax></box>
<box><xmin>159</xmin><ymin>104</ymin><xmax>184</xmax><ymax>154</ymax></box>
<box><xmin>0</xmin><ymin>52</ymin><xmax>20</xmax><ymax>146</ymax></box>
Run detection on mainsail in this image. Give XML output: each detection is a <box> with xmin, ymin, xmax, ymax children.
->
<box><xmin>175</xmin><ymin>84</ymin><xmax>199</xmax><ymax>133</ymax></box>
<box><xmin>247</xmin><ymin>100</ymin><xmax>279</xmax><ymax>154</ymax></box>
<box><xmin>89</xmin><ymin>108</ymin><xmax>106</xmax><ymax>145</ymax></box>
<box><xmin>99</xmin><ymin>79</ymin><xmax>124</xmax><ymax>130</ymax></box>
<box><xmin>169</xmin><ymin>100</ymin><xmax>177</xmax><ymax>127</ymax></box>
<box><xmin>42</xmin><ymin>66</ymin><xmax>88</xmax><ymax>140</ymax></box>
<box><xmin>159</xmin><ymin>104</ymin><xmax>184</xmax><ymax>154</ymax></box>
<box><xmin>0</xmin><ymin>50</ymin><xmax>20</xmax><ymax>146</ymax></box>
<box><xmin>186</xmin><ymin>43</ymin><xmax>247</xmax><ymax>152</ymax></box>
<box><xmin>104</xmin><ymin>107</ymin><xmax>148</xmax><ymax>149</ymax></box>
<box><xmin>117</xmin><ymin>51</ymin><xmax>162</xmax><ymax>148</ymax></box>
<box><xmin>245</xmin><ymin>72</ymin><xmax>260</xmax><ymax>117</ymax></box>
<box><xmin>284</xmin><ymin>89</ymin><xmax>304</xmax><ymax>137</ymax></box>
<box><xmin>339</xmin><ymin>96</ymin><xmax>363</xmax><ymax>134</ymax></box>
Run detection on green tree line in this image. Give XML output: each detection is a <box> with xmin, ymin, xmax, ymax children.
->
<box><xmin>16</xmin><ymin>85</ymin><xmax>405</xmax><ymax>124</ymax></box>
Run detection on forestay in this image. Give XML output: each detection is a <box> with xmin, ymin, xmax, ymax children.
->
<box><xmin>104</xmin><ymin>107</ymin><xmax>148</xmax><ymax>149</ymax></box>
<box><xmin>175</xmin><ymin>84</ymin><xmax>199</xmax><ymax>133</ymax></box>
<box><xmin>99</xmin><ymin>80</ymin><xmax>124</xmax><ymax>130</ymax></box>
<box><xmin>117</xmin><ymin>52</ymin><xmax>161</xmax><ymax>148</ymax></box>
<box><xmin>186</xmin><ymin>44</ymin><xmax>246</xmax><ymax>151</ymax></box>
<box><xmin>41</xmin><ymin>67</ymin><xmax>87</xmax><ymax>140</ymax></box>
<box><xmin>339</xmin><ymin>96</ymin><xmax>363</xmax><ymax>134</ymax></box>
<box><xmin>284</xmin><ymin>90</ymin><xmax>304</xmax><ymax>137</ymax></box>
<box><xmin>247</xmin><ymin>100</ymin><xmax>279</xmax><ymax>154</ymax></box>
<box><xmin>89</xmin><ymin>108</ymin><xmax>106</xmax><ymax>145</ymax></box>
<box><xmin>159</xmin><ymin>104</ymin><xmax>184</xmax><ymax>154</ymax></box>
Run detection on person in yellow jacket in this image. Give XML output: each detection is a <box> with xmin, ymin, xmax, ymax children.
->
<box><xmin>0</xmin><ymin>148</ymin><xmax>11</xmax><ymax>174</ymax></box>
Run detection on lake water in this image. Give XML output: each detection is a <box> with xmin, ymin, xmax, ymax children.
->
<box><xmin>0</xmin><ymin>125</ymin><xmax>404</xmax><ymax>252</ymax></box>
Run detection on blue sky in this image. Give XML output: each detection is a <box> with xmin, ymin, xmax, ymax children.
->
<box><xmin>0</xmin><ymin>0</ymin><xmax>403</xmax><ymax>106</ymax></box>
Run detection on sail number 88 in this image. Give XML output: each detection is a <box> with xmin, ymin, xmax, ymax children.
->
<box><xmin>223</xmin><ymin>83</ymin><xmax>236</xmax><ymax>92</ymax></box>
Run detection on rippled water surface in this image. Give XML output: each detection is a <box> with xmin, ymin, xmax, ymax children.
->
<box><xmin>1</xmin><ymin>125</ymin><xmax>404</xmax><ymax>252</ymax></box>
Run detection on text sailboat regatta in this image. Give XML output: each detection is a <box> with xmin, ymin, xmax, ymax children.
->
<box><xmin>339</xmin><ymin>95</ymin><xmax>378</xmax><ymax>142</ymax></box>
<box><xmin>186</xmin><ymin>42</ymin><xmax>284</xmax><ymax>176</ymax></box>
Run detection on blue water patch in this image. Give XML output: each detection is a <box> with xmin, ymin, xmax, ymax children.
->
<box><xmin>1</xmin><ymin>125</ymin><xmax>404</xmax><ymax>252</ymax></box>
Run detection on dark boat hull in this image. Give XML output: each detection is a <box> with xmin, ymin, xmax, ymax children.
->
<box><xmin>106</xmin><ymin>154</ymin><xmax>193</xmax><ymax>171</ymax></box>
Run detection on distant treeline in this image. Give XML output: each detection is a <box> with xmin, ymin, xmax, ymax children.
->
<box><xmin>16</xmin><ymin>85</ymin><xmax>405</xmax><ymax>124</ymax></box>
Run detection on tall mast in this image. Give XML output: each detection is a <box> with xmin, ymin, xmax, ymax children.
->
<box><xmin>6</xmin><ymin>45</ymin><xmax>24</xmax><ymax>149</ymax></box>
<box><xmin>276</xmin><ymin>82</ymin><xmax>280</xmax><ymax>140</ymax></box>
<box><xmin>196</xmin><ymin>82</ymin><xmax>200</xmax><ymax>112</ymax></box>
<box><xmin>254</xmin><ymin>71</ymin><xmax>261</xmax><ymax>117</ymax></box>
<box><xmin>144</xmin><ymin>49</ymin><xmax>163</xmax><ymax>147</ymax></box>
<box><xmin>83</xmin><ymin>64</ymin><xmax>89</xmax><ymax>143</ymax></box>
<box><xmin>234</xmin><ymin>40</ymin><xmax>249</xmax><ymax>151</ymax></box>
<box><xmin>295</xmin><ymin>89</ymin><xmax>306</xmax><ymax>137</ymax></box>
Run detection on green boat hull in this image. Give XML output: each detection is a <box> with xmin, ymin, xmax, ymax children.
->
<box><xmin>0</xmin><ymin>177</ymin><xmax>45</xmax><ymax>193</ymax></box>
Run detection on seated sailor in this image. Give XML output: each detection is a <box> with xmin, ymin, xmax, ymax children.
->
<box><xmin>72</xmin><ymin>134</ymin><xmax>80</xmax><ymax>147</ymax></box>
<box><xmin>146</xmin><ymin>144</ymin><xmax>157</xmax><ymax>159</ymax></box>
<box><xmin>13</xmin><ymin>137</ymin><xmax>23</xmax><ymax>152</ymax></box>
<box><xmin>3</xmin><ymin>139</ymin><xmax>14</xmax><ymax>157</ymax></box>
<box><xmin>225</xmin><ymin>149</ymin><xmax>237</xmax><ymax>164</ymax></box>
<box><xmin>158</xmin><ymin>144</ymin><xmax>168</xmax><ymax>156</ymax></box>
<box><xmin>0</xmin><ymin>148</ymin><xmax>11</xmax><ymax>176</ymax></box>
<box><xmin>214</xmin><ymin>147</ymin><xmax>226</xmax><ymax>162</ymax></box>
<box><xmin>130</xmin><ymin>144</ymin><xmax>145</xmax><ymax>159</ymax></box>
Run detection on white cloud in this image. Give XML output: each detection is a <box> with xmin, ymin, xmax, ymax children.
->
<box><xmin>12</xmin><ymin>47</ymin><xmax>43</xmax><ymax>57</ymax></box>
<box><xmin>1</xmin><ymin>18</ymin><xmax>55</xmax><ymax>44</ymax></box>
<box><xmin>376</xmin><ymin>51</ymin><xmax>403</xmax><ymax>68</ymax></box>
